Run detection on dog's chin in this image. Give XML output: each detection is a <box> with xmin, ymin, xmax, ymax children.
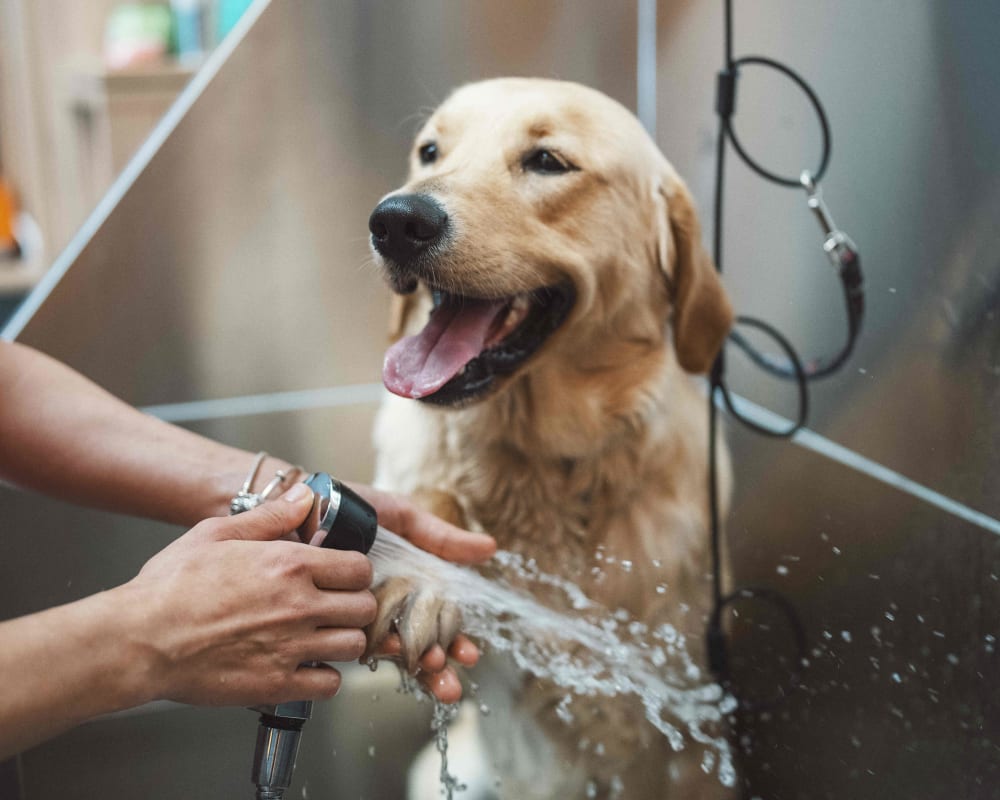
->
<box><xmin>384</xmin><ymin>276</ymin><xmax>576</xmax><ymax>408</ymax></box>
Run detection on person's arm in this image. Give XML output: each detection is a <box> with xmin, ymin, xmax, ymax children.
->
<box><xmin>0</xmin><ymin>488</ymin><xmax>374</xmax><ymax>760</ymax></box>
<box><xmin>0</xmin><ymin>340</ymin><xmax>283</xmax><ymax>525</ymax></box>
<box><xmin>0</xmin><ymin>341</ymin><xmax>497</xmax><ymax>704</ymax></box>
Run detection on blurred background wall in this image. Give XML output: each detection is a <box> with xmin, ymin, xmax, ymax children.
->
<box><xmin>0</xmin><ymin>1</ymin><xmax>997</xmax><ymax>798</ymax></box>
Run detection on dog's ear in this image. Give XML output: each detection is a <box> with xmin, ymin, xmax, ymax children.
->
<box><xmin>655</xmin><ymin>178</ymin><xmax>733</xmax><ymax>374</ymax></box>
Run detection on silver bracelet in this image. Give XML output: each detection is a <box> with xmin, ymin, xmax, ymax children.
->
<box><xmin>229</xmin><ymin>451</ymin><xmax>294</xmax><ymax>515</ymax></box>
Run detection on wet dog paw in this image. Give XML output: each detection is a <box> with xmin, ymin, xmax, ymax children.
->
<box><xmin>365</xmin><ymin>575</ymin><xmax>463</xmax><ymax>673</ymax></box>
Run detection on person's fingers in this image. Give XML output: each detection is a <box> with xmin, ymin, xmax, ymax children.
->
<box><xmin>369</xmin><ymin>635</ymin><xmax>443</xmax><ymax>672</ymax></box>
<box><xmin>400</xmin><ymin>507</ymin><xmax>497</xmax><ymax>564</ymax></box>
<box><xmin>346</xmin><ymin>483</ymin><xmax>496</xmax><ymax>564</ymax></box>
<box><xmin>419</xmin><ymin>665</ymin><xmax>463</xmax><ymax>704</ymax></box>
<box><xmin>301</xmin><ymin>548</ymin><xmax>373</xmax><ymax>592</ymax></box>
<box><xmin>370</xmin><ymin>633</ymin><xmax>479</xmax><ymax>667</ymax></box>
<box><xmin>418</xmin><ymin>644</ymin><xmax>447</xmax><ymax>673</ymax></box>
<box><xmin>447</xmin><ymin>634</ymin><xmax>480</xmax><ymax>667</ymax></box>
<box><xmin>287</xmin><ymin>663</ymin><xmax>343</xmax><ymax>700</ymax></box>
<box><xmin>211</xmin><ymin>483</ymin><xmax>314</xmax><ymax>542</ymax></box>
<box><xmin>310</xmin><ymin>590</ymin><xmax>377</xmax><ymax>628</ymax></box>
<box><xmin>371</xmin><ymin>633</ymin><xmax>403</xmax><ymax>659</ymax></box>
<box><xmin>299</xmin><ymin>628</ymin><xmax>368</xmax><ymax>663</ymax></box>
<box><xmin>365</xmin><ymin>635</ymin><xmax>467</xmax><ymax>702</ymax></box>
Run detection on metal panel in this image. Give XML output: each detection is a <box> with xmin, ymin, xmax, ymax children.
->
<box><xmin>655</xmin><ymin>1</ymin><xmax>1000</xmax><ymax>797</ymax></box>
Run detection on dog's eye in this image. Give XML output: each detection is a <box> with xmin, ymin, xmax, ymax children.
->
<box><xmin>522</xmin><ymin>148</ymin><xmax>573</xmax><ymax>175</ymax></box>
<box><xmin>418</xmin><ymin>142</ymin><xmax>439</xmax><ymax>165</ymax></box>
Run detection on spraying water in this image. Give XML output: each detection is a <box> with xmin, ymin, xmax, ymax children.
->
<box><xmin>368</xmin><ymin>526</ymin><xmax>736</xmax><ymax>789</ymax></box>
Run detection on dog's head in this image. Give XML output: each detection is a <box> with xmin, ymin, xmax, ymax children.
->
<box><xmin>369</xmin><ymin>78</ymin><xmax>732</xmax><ymax>407</ymax></box>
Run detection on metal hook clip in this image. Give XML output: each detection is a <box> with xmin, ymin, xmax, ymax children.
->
<box><xmin>800</xmin><ymin>170</ymin><xmax>859</xmax><ymax>272</ymax></box>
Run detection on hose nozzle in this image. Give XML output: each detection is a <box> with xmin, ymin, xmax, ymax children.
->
<box><xmin>247</xmin><ymin>475</ymin><xmax>377</xmax><ymax>798</ymax></box>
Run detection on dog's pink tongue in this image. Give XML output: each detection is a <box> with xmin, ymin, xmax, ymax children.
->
<box><xmin>384</xmin><ymin>297</ymin><xmax>507</xmax><ymax>398</ymax></box>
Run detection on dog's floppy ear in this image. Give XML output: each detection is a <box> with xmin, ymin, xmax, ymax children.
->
<box><xmin>655</xmin><ymin>178</ymin><xmax>733</xmax><ymax>374</ymax></box>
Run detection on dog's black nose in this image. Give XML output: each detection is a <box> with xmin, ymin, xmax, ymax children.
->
<box><xmin>369</xmin><ymin>194</ymin><xmax>448</xmax><ymax>264</ymax></box>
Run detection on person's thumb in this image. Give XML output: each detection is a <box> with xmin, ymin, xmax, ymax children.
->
<box><xmin>216</xmin><ymin>482</ymin><xmax>314</xmax><ymax>542</ymax></box>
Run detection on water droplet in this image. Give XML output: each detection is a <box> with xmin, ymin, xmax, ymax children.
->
<box><xmin>555</xmin><ymin>695</ymin><xmax>574</xmax><ymax>724</ymax></box>
<box><xmin>891</xmin><ymin>673</ymin><xmax>902</xmax><ymax>684</ymax></box>
<box><xmin>946</xmin><ymin>653</ymin><xmax>960</xmax><ymax>666</ymax></box>
<box><xmin>832</xmin><ymin>546</ymin><xmax>842</xmax><ymax>556</ymax></box>
<box><xmin>621</xmin><ymin>559</ymin><xmax>633</xmax><ymax>572</ymax></box>
<box><xmin>885</xmin><ymin>611</ymin><xmax>896</xmax><ymax>622</ymax></box>
<box><xmin>776</xmin><ymin>565</ymin><xmax>789</xmax><ymax>576</ymax></box>
<box><xmin>368</xmin><ymin>746</ymin><xmax>376</xmax><ymax>757</ymax></box>
<box><xmin>656</xmin><ymin>583</ymin><xmax>667</xmax><ymax>594</ymax></box>
<box><xmin>841</xmin><ymin>631</ymin><xmax>852</xmax><ymax>643</ymax></box>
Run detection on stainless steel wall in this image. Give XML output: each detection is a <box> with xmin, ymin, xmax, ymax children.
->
<box><xmin>654</xmin><ymin>2</ymin><xmax>1000</xmax><ymax>799</ymax></box>
<box><xmin>1</xmin><ymin>1</ymin><xmax>997</xmax><ymax>798</ymax></box>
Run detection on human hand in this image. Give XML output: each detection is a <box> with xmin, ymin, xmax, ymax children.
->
<box><xmin>347</xmin><ymin>483</ymin><xmax>496</xmax><ymax>703</ymax></box>
<box><xmin>122</xmin><ymin>483</ymin><xmax>376</xmax><ymax>708</ymax></box>
<box><xmin>347</xmin><ymin>483</ymin><xmax>496</xmax><ymax>564</ymax></box>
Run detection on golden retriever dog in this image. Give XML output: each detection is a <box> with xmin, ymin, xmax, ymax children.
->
<box><xmin>365</xmin><ymin>78</ymin><xmax>734</xmax><ymax>800</ymax></box>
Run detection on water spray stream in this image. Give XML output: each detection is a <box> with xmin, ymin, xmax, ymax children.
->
<box><xmin>368</xmin><ymin>526</ymin><xmax>736</xmax><ymax>788</ymax></box>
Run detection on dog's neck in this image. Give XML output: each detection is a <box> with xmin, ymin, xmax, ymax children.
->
<box><xmin>445</xmin><ymin>344</ymin><xmax>708</xmax><ymax>510</ymax></box>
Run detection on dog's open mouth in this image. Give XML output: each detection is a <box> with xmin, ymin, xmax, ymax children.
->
<box><xmin>383</xmin><ymin>282</ymin><xmax>575</xmax><ymax>405</ymax></box>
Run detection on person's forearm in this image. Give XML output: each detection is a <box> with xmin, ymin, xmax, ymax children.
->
<box><xmin>0</xmin><ymin>341</ymin><xmax>293</xmax><ymax>526</ymax></box>
<box><xmin>0</xmin><ymin>584</ymin><xmax>153</xmax><ymax>759</ymax></box>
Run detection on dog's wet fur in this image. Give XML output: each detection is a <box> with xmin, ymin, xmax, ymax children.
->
<box><xmin>368</xmin><ymin>78</ymin><xmax>735</xmax><ymax>800</ymax></box>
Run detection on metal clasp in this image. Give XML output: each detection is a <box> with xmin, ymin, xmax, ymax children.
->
<box><xmin>800</xmin><ymin>170</ymin><xmax>859</xmax><ymax>271</ymax></box>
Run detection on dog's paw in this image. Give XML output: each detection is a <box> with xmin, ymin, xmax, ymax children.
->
<box><xmin>365</xmin><ymin>575</ymin><xmax>463</xmax><ymax>674</ymax></box>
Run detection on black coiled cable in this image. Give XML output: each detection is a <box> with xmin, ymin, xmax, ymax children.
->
<box><xmin>705</xmin><ymin>0</ymin><xmax>865</xmax><ymax>712</ymax></box>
